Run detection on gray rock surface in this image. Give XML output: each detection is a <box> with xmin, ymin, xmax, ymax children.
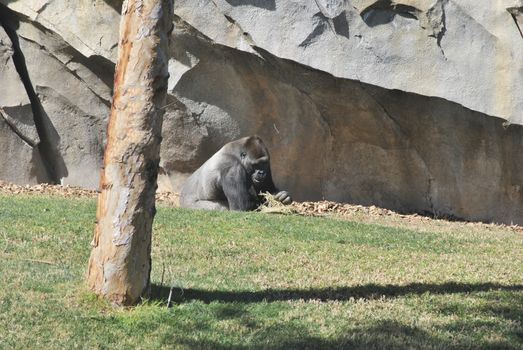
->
<box><xmin>0</xmin><ymin>24</ymin><xmax>45</xmax><ymax>183</ymax></box>
<box><xmin>167</xmin><ymin>21</ymin><xmax>523</xmax><ymax>224</ymax></box>
<box><xmin>0</xmin><ymin>4</ymin><xmax>112</xmax><ymax>188</ymax></box>
<box><xmin>175</xmin><ymin>0</ymin><xmax>523</xmax><ymax>124</ymax></box>
<box><xmin>0</xmin><ymin>0</ymin><xmax>522</xmax><ymax>224</ymax></box>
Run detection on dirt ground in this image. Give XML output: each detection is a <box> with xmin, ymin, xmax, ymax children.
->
<box><xmin>1</xmin><ymin>181</ymin><xmax>521</xmax><ymax>235</ymax></box>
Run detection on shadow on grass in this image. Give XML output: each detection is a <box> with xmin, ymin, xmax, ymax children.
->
<box><xmin>151</xmin><ymin>281</ymin><xmax>523</xmax><ymax>304</ymax></box>
<box><xmin>171</xmin><ymin>319</ymin><xmax>518</xmax><ymax>350</ymax></box>
<box><xmin>160</xmin><ymin>304</ymin><xmax>522</xmax><ymax>350</ymax></box>
<box><xmin>149</xmin><ymin>283</ymin><xmax>523</xmax><ymax>349</ymax></box>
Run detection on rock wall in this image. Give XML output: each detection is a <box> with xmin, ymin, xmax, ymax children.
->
<box><xmin>0</xmin><ymin>0</ymin><xmax>522</xmax><ymax>224</ymax></box>
<box><xmin>0</xmin><ymin>1</ymin><xmax>111</xmax><ymax>188</ymax></box>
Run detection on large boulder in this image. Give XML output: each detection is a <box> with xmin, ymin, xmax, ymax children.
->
<box><xmin>0</xmin><ymin>24</ymin><xmax>47</xmax><ymax>184</ymax></box>
<box><xmin>174</xmin><ymin>0</ymin><xmax>523</xmax><ymax>124</ymax></box>
<box><xmin>0</xmin><ymin>2</ymin><xmax>114</xmax><ymax>188</ymax></box>
<box><xmin>165</xmin><ymin>1</ymin><xmax>523</xmax><ymax>224</ymax></box>
<box><xmin>166</xmin><ymin>20</ymin><xmax>523</xmax><ymax>224</ymax></box>
<box><xmin>0</xmin><ymin>0</ymin><xmax>522</xmax><ymax>224</ymax></box>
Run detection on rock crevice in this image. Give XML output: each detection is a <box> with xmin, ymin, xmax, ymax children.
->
<box><xmin>0</xmin><ymin>10</ymin><xmax>63</xmax><ymax>183</ymax></box>
<box><xmin>507</xmin><ymin>6</ymin><xmax>523</xmax><ymax>39</ymax></box>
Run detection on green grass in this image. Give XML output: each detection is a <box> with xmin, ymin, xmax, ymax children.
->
<box><xmin>0</xmin><ymin>194</ymin><xmax>522</xmax><ymax>349</ymax></box>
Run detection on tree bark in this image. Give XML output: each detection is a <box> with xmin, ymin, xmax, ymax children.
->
<box><xmin>87</xmin><ymin>0</ymin><xmax>173</xmax><ymax>306</ymax></box>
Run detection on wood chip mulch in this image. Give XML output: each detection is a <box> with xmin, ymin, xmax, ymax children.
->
<box><xmin>0</xmin><ymin>181</ymin><xmax>180</xmax><ymax>205</ymax></box>
<box><xmin>1</xmin><ymin>181</ymin><xmax>521</xmax><ymax>233</ymax></box>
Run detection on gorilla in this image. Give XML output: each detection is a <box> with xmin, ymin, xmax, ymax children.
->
<box><xmin>180</xmin><ymin>136</ymin><xmax>292</xmax><ymax>211</ymax></box>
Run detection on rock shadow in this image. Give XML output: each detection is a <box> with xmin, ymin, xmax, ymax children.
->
<box><xmin>0</xmin><ymin>5</ymin><xmax>68</xmax><ymax>184</ymax></box>
<box><xmin>360</xmin><ymin>1</ymin><xmax>420</xmax><ymax>27</ymax></box>
<box><xmin>224</xmin><ymin>0</ymin><xmax>276</xmax><ymax>11</ymax></box>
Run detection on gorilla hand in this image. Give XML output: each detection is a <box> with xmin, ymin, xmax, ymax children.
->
<box><xmin>274</xmin><ymin>190</ymin><xmax>292</xmax><ymax>205</ymax></box>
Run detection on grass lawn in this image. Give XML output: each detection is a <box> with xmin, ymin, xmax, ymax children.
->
<box><xmin>0</xmin><ymin>194</ymin><xmax>522</xmax><ymax>349</ymax></box>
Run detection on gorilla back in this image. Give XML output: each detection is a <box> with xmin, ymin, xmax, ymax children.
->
<box><xmin>180</xmin><ymin>136</ymin><xmax>292</xmax><ymax>211</ymax></box>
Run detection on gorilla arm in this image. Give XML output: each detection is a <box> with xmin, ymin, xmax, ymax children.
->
<box><xmin>255</xmin><ymin>168</ymin><xmax>292</xmax><ymax>205</ymax></box>
<box><xmin>222</xmin><ymin>165</ymin><xmax>260</xmax><ymax>211</ymax></box>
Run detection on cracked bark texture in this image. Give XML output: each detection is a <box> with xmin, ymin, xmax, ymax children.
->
<box><xmin>0</xmin><ymin>0</ymin><xmax>522</xmax><ymax>225</ymax></box>
<box><xmin>87</xmin><ymin>0</ymin><xmax>173</xmax><ymax>306</ymax></box>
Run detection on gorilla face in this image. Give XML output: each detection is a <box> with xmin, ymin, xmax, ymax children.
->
<box><xmin>241</xmin><ymin>149</ymin><xmax>270</xmax><ymax>188</ymax></box>
<box><xmin>252</xmin><ymin>167</ymin><xmax>267</xmax><ymax>185</ymax></box>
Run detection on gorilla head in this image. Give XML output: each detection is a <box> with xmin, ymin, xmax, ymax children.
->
<box><xmin>180</xmin><ymin>136</ymin><xmax>292</xmax><ymax>211</ymax></box>
<box><xmin>240</xmin><ymin>136</ymin><xmax>271</xmax><ymax>189</ymax></box>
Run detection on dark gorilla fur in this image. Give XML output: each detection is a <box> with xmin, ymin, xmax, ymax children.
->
<box><xmin>180</xmin><ymin>136</ymin><xmax>292</xmax><ymax>211</ymax></box>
